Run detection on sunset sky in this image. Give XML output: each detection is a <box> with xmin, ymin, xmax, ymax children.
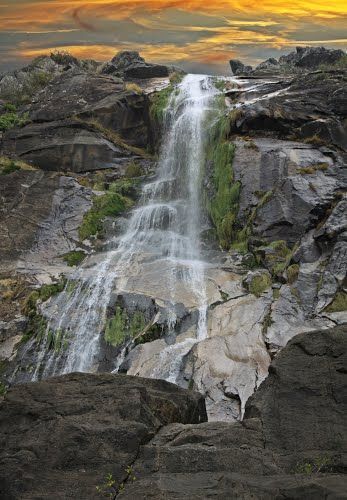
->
<box><xmin>1</xmin><ymin>1</ymin><xmax>346</xmax><ymax>74</ymax></box>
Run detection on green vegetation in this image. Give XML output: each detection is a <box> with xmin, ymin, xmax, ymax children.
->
<box><xmin>23</xmin><ymin>280</ymin><xmax>67</xmax><ymax>317</ymax></box>
<box><xmin>134</xmin><ymin>323</ymin><xmax>163</xmax><ymax>346</ymax></box>
<box><xmin>150</xmin><ymin>85</ymin><xmax>175</xmax><ymax>123</ymax></box>
<box><xmin>248</xmin><ymin>272</ymin><xmax>272</xmax><ymax>297</ymax></box>
<box><xmin>0</xmin><ymin>382</ymin><xmax>7</xmax><ymax>396</ymax></box>
<box><xmin>0</xmin><ymin>110</ymin><xmax>29</xmax><ymax>132</ymax></box>
<box><xmin>1</xmin><ymin>161</ymin><xmax>20</xmax><ymax>175</ymax></box>
<box><xmin>62</xmin><ymin>251</ymin><xmax>86</xmax><ymax>267</ymax></box>
<box><xmin>104</xmin><ymin>307</ymin><xmax>146</xmax><ymax>347</ymax></box>
<box><xmin>287</xmin><ymin>264</ymin><xmax>300</xmax><ymax>284</ymax></box>
<box><xmin>205</xmin><ymin>113</ymin><xmax>240</xmax><ymax>250</ymax></box>
<box><xmin>294</xmin><ymin>456</ymin><xmax>332</xmax><ymax>474</ymax></box>
<box><xmin>0</xmin><ymin>71</ymin><xmax>52</xmax><ymax>106</ymax></box>
<box><xmin>297</xmin><ymin>163</ymin><xmax>329</xmax><ymax>174</ymax></box>
<box><xmin>79</xmin><ymin>192</ymin><xmax>133</xmax><ymax>240</ymax></box>
<box><xmin>125</xmin><ymin>82</ymin><xmax>143</xmax><ymax>94</ymax></box>
<box><xmin>325</xmin><ymin>291</ymin><xmax>347</xmax><ymax>313</ymax></box>
<box><xmin>50</xmin><ymin>50</ymin><xmax>79</xmax><ymax>66</ymax></box>
<box><xmin>125</xmin><ymin>161</ymin><xmax>144</xmax><ymax>178</ymax></box>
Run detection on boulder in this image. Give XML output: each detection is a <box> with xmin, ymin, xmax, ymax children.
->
<box><xmin>279</xmin><ymin>46</ymin><xmax>345</xmax><ymax>69</ymax></box>
<box><xmin>121</xmin><ymin>326</ymin><xmax>347</xmax><ymax>498</ymax></box>
<box><xmin>229</xmin><ymin>59</ymin><xmax>253</xmax><ymax>76</ymax></box>
<box><xmin>101</xmin><ymin>51</ymin><xmax>169</xmax><ymax>79</ymax></box>
<box><xmin>0</xmin><ymin>373</ymin><xmax>207</xmax><ymax>499</ymax></box>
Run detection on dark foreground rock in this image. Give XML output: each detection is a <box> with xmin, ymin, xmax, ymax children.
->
<box><xmin>0</xmin><ymin>374</ymin><xmax>206</xmax><ymax>499</ymax></box>
<box><xmin>0</xmin><ymin>326</ymin><xmax>346</xmax><ymax>499</ymax></box>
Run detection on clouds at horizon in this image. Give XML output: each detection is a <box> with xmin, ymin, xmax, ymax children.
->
<box><xmin>0</xmin><ymin>0</ymin><xmax>346</xmax><ymax>74</ymax></box>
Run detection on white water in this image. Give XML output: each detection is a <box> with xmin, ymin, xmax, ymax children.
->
<box><xmin>25</xmin><ymin>74</ymin><xmax>219</xmax><ymax>383</ymax></box>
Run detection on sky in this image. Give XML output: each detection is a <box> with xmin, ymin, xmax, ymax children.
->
<box><xmin>0</xmin><ymin>1</ymin><xmax>346</xmax><ymax>74</ymax></box>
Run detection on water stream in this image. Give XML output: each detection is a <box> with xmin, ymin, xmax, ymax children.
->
<box><xmin>21</xmin><ymin>74</ymin><xmax>220</xmax><ymax>383</ymax></box>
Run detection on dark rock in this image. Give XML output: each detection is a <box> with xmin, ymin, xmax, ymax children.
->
<box><xmin>279</xmin><ymin>46</ymin><xmax>345</xmax><ymax>69</ymax></box>
<box><xmin>120</xmin><ymin>326</ymin><xmax>347</xmax><ymax>498</ymax></box>
<box><xmin>229</xmin><ymin>59</ymin><xmax>253</xmax><ymax>76</ymax></box>
<box><xmin>0</xmin><ymin>373</ymin><xmax>207</xmax><ymax>499</ymax></box>
<box><xmin>1</xmin><ymin>327</ymin><xmax>346</xmax><ymax>499</ymax></box>
<box><xmin>255</xmin><ymin>57</ymin><xmax>279</xmax><ymax>71</ymax></box>
<box><xmin>2</xmin><ymin>120</ymin><xmax>138</xmax><ymax>173</ymax></box>
<box><xmin>101</xmin><ymin>51</ymin><xmax>169</xmax><ymax>79</ymax></box>
<box><xmin>231</xmin><ymin>71</ymin><xmax>347</xmax><ymax>150</ymax></box>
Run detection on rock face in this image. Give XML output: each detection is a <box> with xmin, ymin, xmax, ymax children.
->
<box><xmin>279</xmin><ymin>46</ymin><xmax>345</xmax><ymax>69</ymax></box>
<box><xmin>101</xmin><ymin>51</ymin><xmax>169</xmax><ymax>79</ymax></box>
<box><xmin>0</xmin><ymin>373</ymin><xmax>206</xmax><ymax>499</ymax></box>
<box><xmin>229</xmin><ymin>59</ymin><xmax>253</xmax><ymax>76</ymax></box>
<box><xmin>2</xmin><ymin>71</ymin><xmax>153</xmax><ymax>171</ymax></box>
<box><xmin>0</xmin><ymin>170</ymin><xmax>92</xmax><ymax>273</ymax></box>
<box><xmin>0</xmin><ymin>326</ymin><xmax>345</xmax><ymax>499</ymax></box>
<box><xmin>230</xmin><ymin>70</ymin><xmax>347</xmax><ymax>151</ymax></box>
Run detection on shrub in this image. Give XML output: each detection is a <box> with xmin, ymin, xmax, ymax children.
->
<box><xmin>325</xmin><ymin>291</ymin><xmax>347</xmax><ymax>313</ymax></box>
<box><xmin>50</xmin><ymin>50</ymin><xmax>79</xmax><ymax>66</ymax></box>
<box><xmin>287</xmin><ymin>264</ymin><xmax>300</xmax><ymax>284</ymax></box>
<box><xmin>1</xmin><ymin>161</ymin><xmax>20</xmax><ymax>175</ymax></box>
<box><xmin>125</xmin><ymin>82</ymin><xmax>143</xmax><ymax>94</ymax></box>
<box><xmin>79</xmin><ymin>192</ymin><xmax>132</xmax><ymax>240</ymax></box>
<box><xmin>62</xmin><ymin>251</ymin><xmax>86</xmax><ymax>267</ymax></box>
<box><xmin>125</xmin><ymin>161</ymin><xmax>143</xmax><ymax>178</ymax></box>
<box><xmin>248</xmin><ymin>273</ymin><xmax>272</xmax><ymax>297</ymax></box>
<box><xmin>0</xmin><ymin>111</ymin><xmax>29</xmax><ymax>132</ymax></box>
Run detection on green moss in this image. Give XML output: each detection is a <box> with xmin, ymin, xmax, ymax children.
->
<box><xmin>248</xmin><ymin>273</ymin><xmax>272</xmax><ymax>297</ymax></box>
<box><xmin>287</xmin><ymin>264</ymin><xmax>300</xmax><ymax>284</ymax></box>
<box><xmin>62</xmin><ymin>251</ymin><xmax>86</xmax><ymax>267</ymax></box>
<box><xmin>23</xmin><ymin>280</ymin><xmax>66</xmax><ymax>317</ymax></box>
<box><xmin>1</xmin><ymin>161</ymin><xmax>20</xmax><ymax>175</ymax></box>
<box><xmin>109</xmin><ymin>178</ymin><xmax>139</xmax><ymax>199</ymax></box>
<box><xmin>125</xmin><ymin>161</ymin><xmax>143</xmax><ymax>178</ymax></box>
<box><xmin>0</xmin><ymin>382</ymin><xmax>7</xmax><ymax>396</ymax></box>
<box><xmin>105</xmin><ymin>307</ymin><xmax>146</xmax><ymax>347</ymax></box>
<box><xmin>0</xmin><ymin>111</ymin><xmax>29</xmax><ymax>132</ymax></box>
<box><xmin>273</xmin><ymin>288</ymin><xmax>280</xmax><ymax>300</ymax></box>
<box><xmin>150</xmin><ymin>85</ymin><xmax>175</xmax><ymax>123</ymax></box>
<box><xmin>325</xmin><ymin>292</ymin><xmax>347</xmax><ymax>313</ymax></box>
<box><xmin>79</xmin><ymin>192</ymin><xmax>132</xmax><ymax>241</ymax></box>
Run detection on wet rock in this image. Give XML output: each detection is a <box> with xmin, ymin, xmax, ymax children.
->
<box><xmin>0</xmin><ymin>373</ymin><xmax>207</xmax><ymax>499</ymax></box>
<box><xmin>183</xmin><ymin>293</ymin><xmax>272</xmax><ymax>421</ymax></box>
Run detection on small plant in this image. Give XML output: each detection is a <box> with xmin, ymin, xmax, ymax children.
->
<box><xmin>294</xmin><ymin>456</ymin><xmax>332</xmax><ymax>474</ymax></box>
<box><xmin>287</xmin><ymin>264</ymin><xmax>300</xmax><ymax>284</ymax></box>
<box><xmin>62</xmin><ymin>251</ymin><xmax>86</xmax><ymax>267</ymax></box>
<box><xmin>0</xmin><ymin>111</ymin><xmax>29</xmax><ymax>132</ymax></box>
<box><xmin>325</xmin><ymin>291</ymin><xmax>347</xmax><ymax>313</ymax></box>
<box><xmin>248</xmin><ymin>273</ymin><xmax>272</xmax><ymax>297</ymax></box>
<box><xmin>125</xmin><ymin>161</ymin><xmax>143</xmax><ymax>178</ymax></box>
<box><xmin>79</xmin><ymin>192</ymin><xmax>132</xmax><ymax>241</ymax></box>
<box><xmin>1</xmin><ymin>161</ymin><xmax>20</xmax><ymax>175</ymax></box>
<box><xmin>125</xmin><ymin>82</ymin><xmax>143</xmax><ymax>94</ymax></box>
<box><xmin>50</xmin><ymin>50</ymin><xmax>79</xmax><ymax>66</ymax></box>
<box><xmin>0</xmin><ymin>382</ymin><xmax>7</xmax><ymax>396</ymax></box>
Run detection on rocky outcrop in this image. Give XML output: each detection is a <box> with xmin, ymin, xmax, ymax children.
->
<box><xmin>1</xmin><ymin>326</ymin><xmax>345</xmax><ymax>499</ymax></box>
<box><xmin>0</xmin><ymin>170</ymin><xmax>92</xmax><ymax>274</ymax></box>
<box><xmin>229</xmin><ymin>59</ymin><xmax>253</xmax><ymax>76</ymax></box>
<box><xmin>101</xmin><ymin>51</ymin><xmax>169</xmax><ymax>79</ymax></box>
<box><xmin>2</xmin><ymin>70</ymin><xmax>154</xmax><ymax>172</ymax></box>
<box><xmin>0</xmin><ymin>373</ymin><xmax>206</xmax><ymax>499</ymax></box>
<box><xmin>278</xmin><ymin>46</ymin><xmax>345</xmax><ymax>70</ymax></box>
<box><xmin>229</xmin><ymin>70</ymin><xmax>347</xmax><ymax>150</ymax></box>
<box><xmin>236</xmin><ymin>46</ymin><xmax>347</xmax><ymax>77</ymax></box>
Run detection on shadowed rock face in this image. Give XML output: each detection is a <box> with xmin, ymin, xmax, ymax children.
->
<box><xmin>0</xmin><ymin>326</ymin><xmax>345</xmax><ymax>499</ymax></box>
<box><xmin>101</xmin><ymin>50</ymin><xmax>169</xmax><ymax>79</ymax></box>
<box><xmin>0</xmin><ymin>373</ymin><xmax>207</xmax><ymax>499</ymax></box>
<box><xmin>2</xmin><ymin>71</ymin><xmax>153</xmax><ymax>172</ymax></box>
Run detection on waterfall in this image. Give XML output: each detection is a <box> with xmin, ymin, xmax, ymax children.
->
<box><xmin>24</xmin><ymin>74</ymin><xmax>219</xmax><ymax>383</ymax></box>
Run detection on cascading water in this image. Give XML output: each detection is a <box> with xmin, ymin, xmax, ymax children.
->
<box><xmin>18</xmin><ymin>74</ymin><xmax>220</xmax><ymax>384</ymax></box>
